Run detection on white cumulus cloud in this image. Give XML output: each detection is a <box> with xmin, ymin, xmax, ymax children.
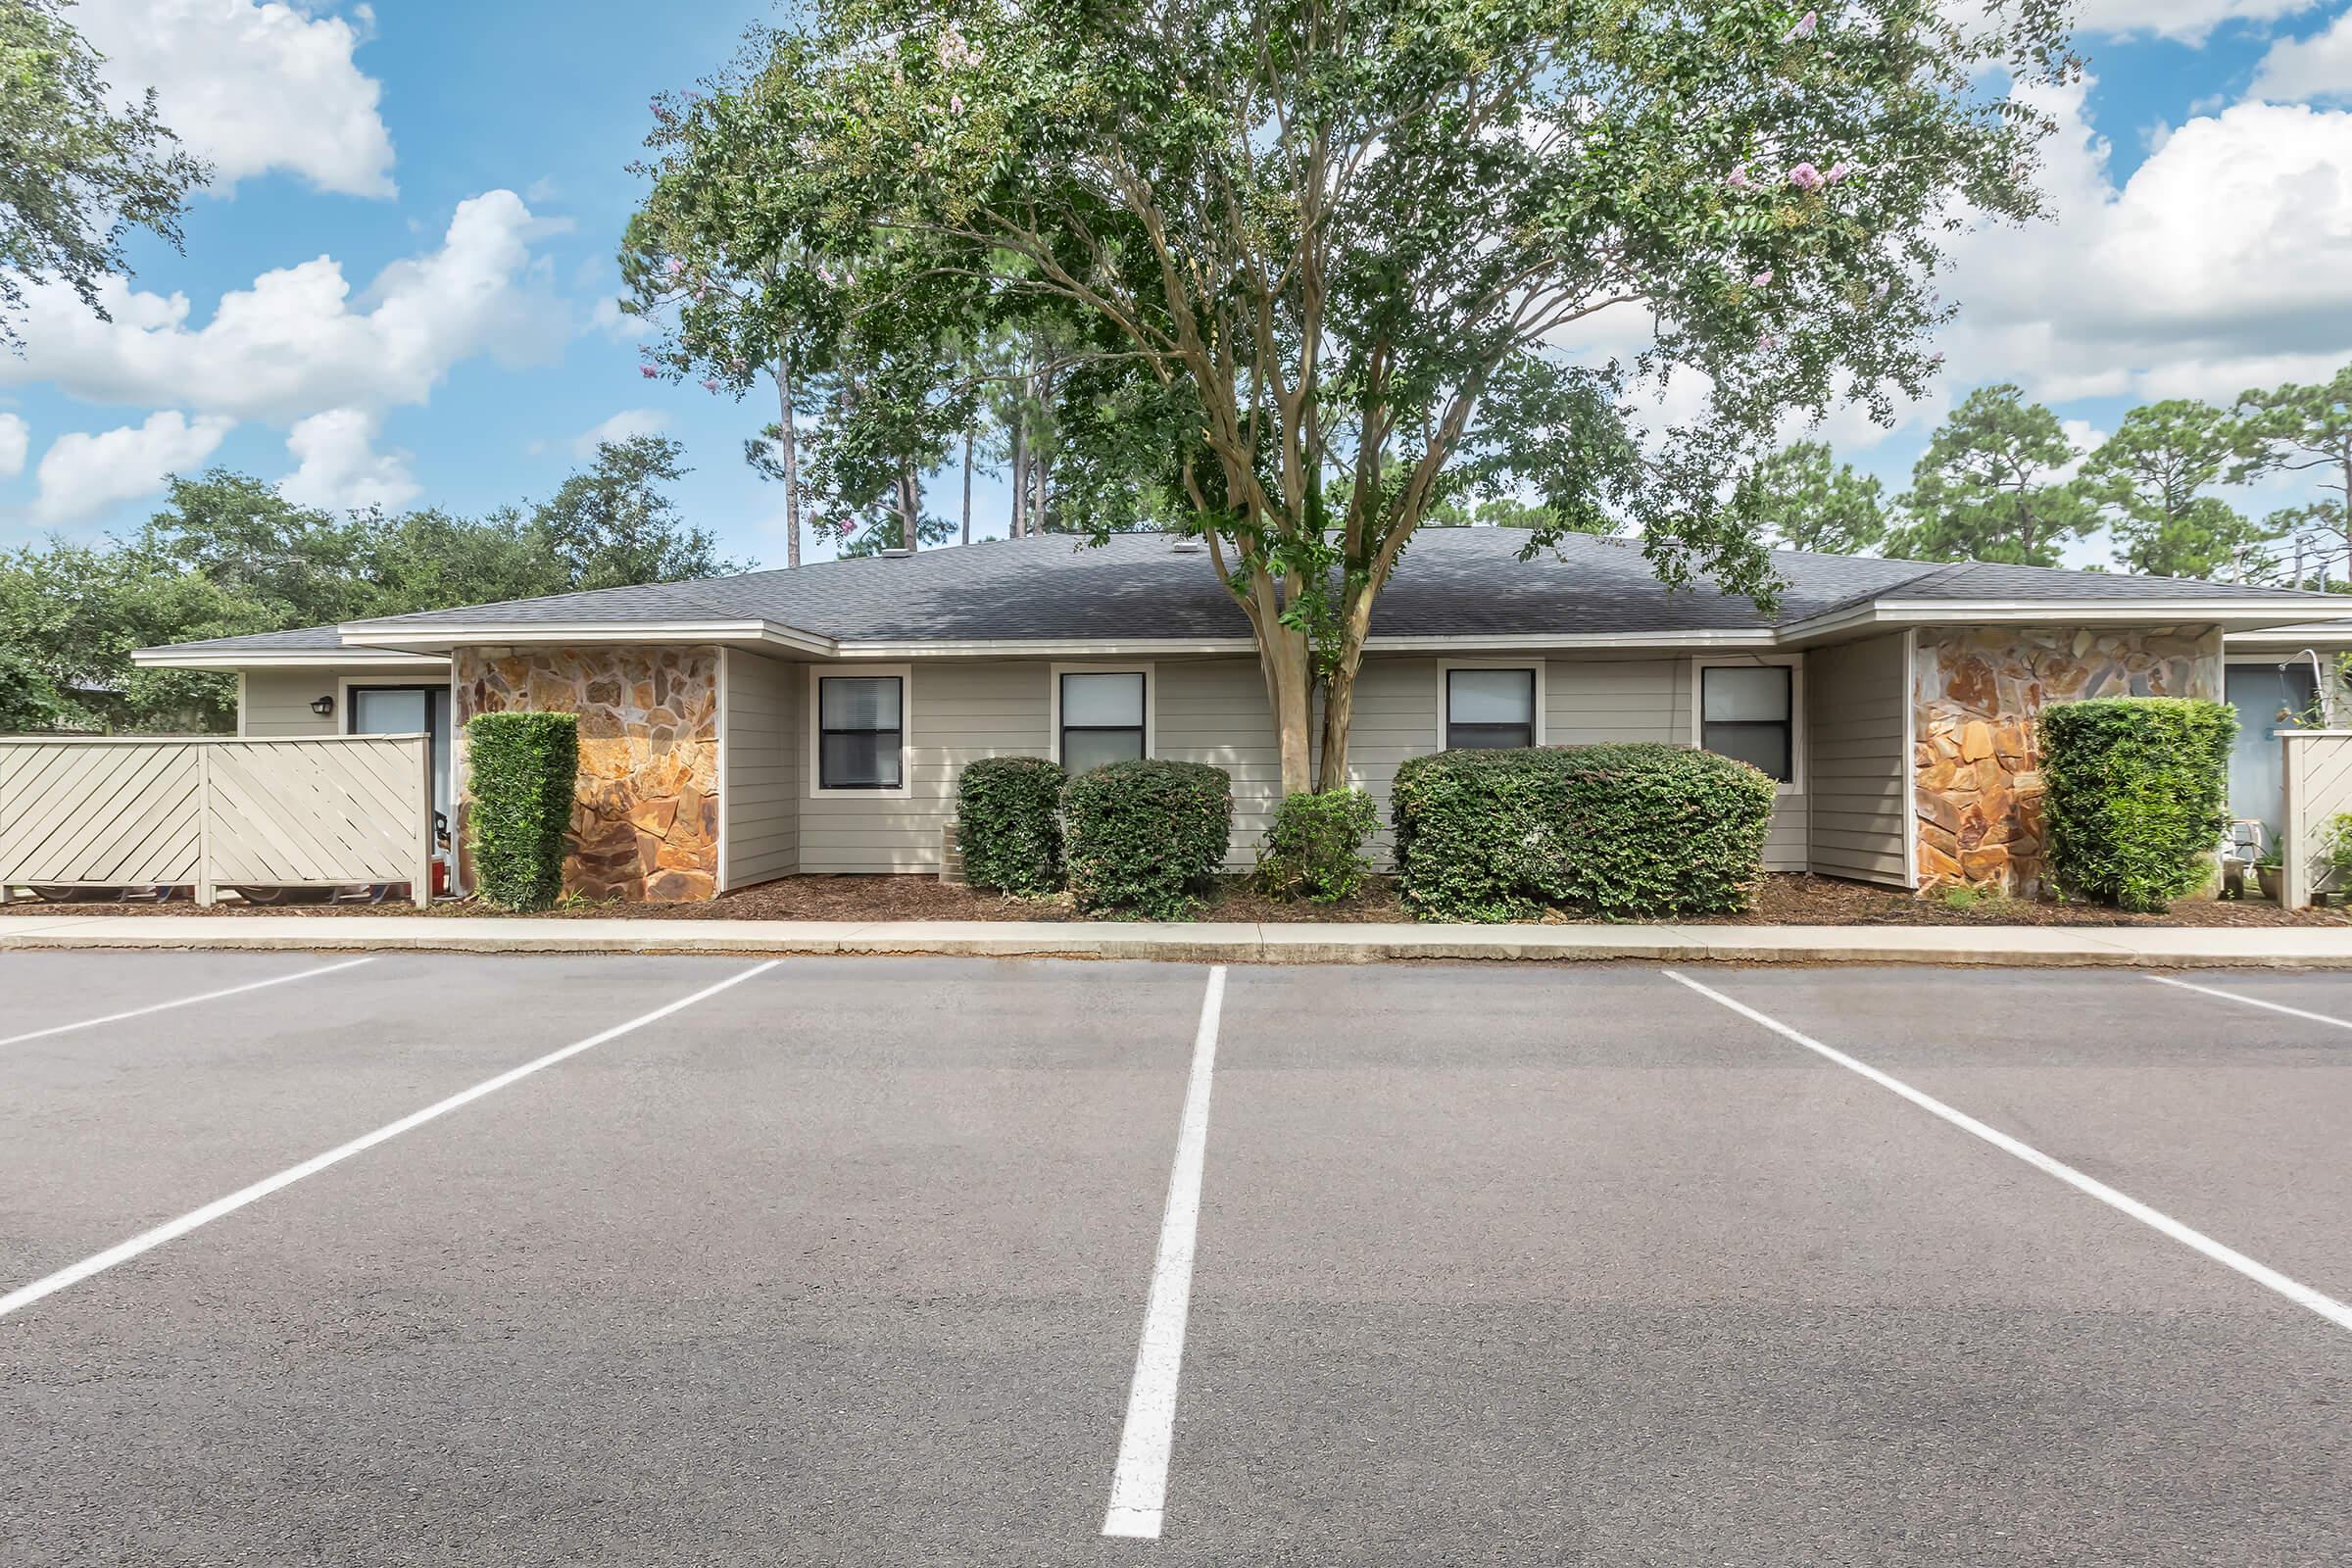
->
<box><xmin>1938</xmin><ymin>82</ymin><xmax>2352</xmax><ymax>404</ymax></box>
<box><xmin>277</xmin><ymin>409</ymin><xmax>417</xmax><ymax>511</ymax></box>
<box><xmin>2073</xmin><ymin>0</ymin><xmax>2321</xmax><ymax>43</ymax></box>
<box><xmin>74</xmin><ymin>0</ymin><xmax>396</xmax><ymax>197</ymax></box>
<box><xmin>0</xmin><ymin>414</ymin><xmax>27</xmax><ymax>479</ymax></box>
<box><xmin>0</xmin><ymin>190</ymin><xmax>571</xmax><ymax>424</ymax></box>
<box><xmin>31</xmin><ymin>412</ymin><xmax>234</xmax><ymax>526</ymax></box>
<box><xmin>569</xmin><ymin>408</ymin><xmax>670</xmax><ymax>458</ymax></box>
<box><xmin>2250</xmin><ymin>10</ymin><xmax>2352</xmax><ymax>103</ymax></box>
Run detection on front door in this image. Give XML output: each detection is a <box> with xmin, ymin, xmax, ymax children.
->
<box><xmin>2226</xmin><ymin>663</ymin><xmax>2317</xmax><ymax>853</ymax></box>
<box><xmin>349</xmin><ymin>685</ymin><xmax>454</xmax><ymax>858</ymax></box>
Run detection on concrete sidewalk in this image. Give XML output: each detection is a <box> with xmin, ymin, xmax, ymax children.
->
<box><xmin>0</xmin><ymin>913</ymin><xmax>2343</xmax><ymax>967</ymax></box>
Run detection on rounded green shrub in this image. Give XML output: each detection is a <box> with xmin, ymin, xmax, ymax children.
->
<box><xmin>2040</xmin><ymin>697</ymin><xmax>2234</xmax><ymax>912</ymax></box>
<box><xmin>1391</xmin><ymin>744</ymin><xmax>1778</xmax><ymax>922</ymax></box>
<box><xmin>1253</xmin><ymin>787</ymin><xmax>1380</xmax><ymax>904</ymax></box>
<box><xmin>956</xmin><ymin>755</ymin><xmax>1066</xmax><ymax>895</ymax></box>
<box><xmin>465</xmin><ymin>711</ymin><xmax>578</xmax><ymax>911</ymax></box>
<box><xmin>1061</xmin><ymin>759</ymin><xmax>1232</xmax><ymax>918</ymax></box>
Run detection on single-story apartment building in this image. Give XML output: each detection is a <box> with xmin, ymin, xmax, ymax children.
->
<box><xmin>129</xmin><ymin>530</ymin><xmax>2352</xmax><ymax>901</ymax></box>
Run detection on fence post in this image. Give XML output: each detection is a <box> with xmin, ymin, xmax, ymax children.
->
<box><xmin>414</xmin><ymin>735</ymin><xmax>433</xmax><ymax>909</ymax></box>
<box><xmin>194</xmin><ymin>743</ymin><xmax>218</xmax><ymax>906</ymax></box>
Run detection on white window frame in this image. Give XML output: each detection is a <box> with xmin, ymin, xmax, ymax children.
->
<box><xmin>1690</xmin><ymin>654</ymin><xmax>1805</xmax><ymax>796</ymax></box>
<box><xmin>1049</xmin><ymin>662</ymin><xmax>1155</xmax><ymax>766</ymax></box>
<box><xmin>807</xmin><ymin>662</ymin><xmax>913</xmax><ymax>800</ymax></box>
<box><xmin>1435</xmin><ymin>661</ymin><xmax>1546</xmax><ymax>751</ymax></box>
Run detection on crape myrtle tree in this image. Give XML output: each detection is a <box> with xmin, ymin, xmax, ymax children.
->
<box><xmin>681</xmin><ymin>0</ymin><xmax>2073</xmax><ymax>794</ymax></box>
<box><xmin>0</xmin><ymin>0</ymin><xmax>208</xmax><ymax>346</ymax></box>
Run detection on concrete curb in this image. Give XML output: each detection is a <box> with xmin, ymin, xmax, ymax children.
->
<box><xmin>0</xmin><ymin>915</ymin><xmax>2346</xmax><ymax>967</ymax></box>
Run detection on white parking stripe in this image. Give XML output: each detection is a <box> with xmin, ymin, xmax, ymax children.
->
<box><xmin>1666</xmin><ymin>970</ymin><xmax>2352</xmax><ymax>1336</ymax></box>
<box><xmin>1102</xmin><ymin>965</ymin><xmax>1227</xmax><ymax>1541</ymax></box>
<box><xmin>0</xmin><ymin>956</ymin><xmax>378</xmax><ymax>1049</ymax></box>
<box><xmin>0</xmin><ymin>959</ymin><xmax>779</xmax><ymax>1322</ymax></box>
<box><xmin>2146</xmin><ymin>973</ymin><xmax>2352</xmax><ymax>1032</ymax></box>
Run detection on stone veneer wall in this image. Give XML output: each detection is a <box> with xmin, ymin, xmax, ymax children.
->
<box><xmin>1912</xmin><ymin>625</ymin><xmax>2223</xmax><ymax>898</ymax></box>
<box><xmin>454</xmin><ymin>646</ymin><xmax>720</xmax><ymax>902</ymax></box>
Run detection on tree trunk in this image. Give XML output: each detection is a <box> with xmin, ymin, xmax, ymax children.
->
<box><xmin>896</xmin><ymin>463</ymin><xmax>920</xmax><ymax>551</ymax></box>
<box><xmin>1009</xmin><ymin>420</ymin><xmax>1027</xmax><ymax>537</ymax></box>
<box><xmin>1258</xmin><ymin>626</ymin><xmax>1317</xmax><ymax>797</ymax></box>
<box><xmin>775</xmin><ymin>346</ymin><xmax>801</xmax><ymax>569</ymax></box>
<box><xmin>960</xmin><ymin>430</ymin><xmax>972</xmax><ymax>547</ymax></box>
<box><xmin>1316</xmin><ymin>654</ymin><xmax>1359</xmax><ymax>794</ymax></box>
<box><xmin>1031</xmin><ymin>450</ymin><xmax>1048</xmax><ymax>534</ymax></box>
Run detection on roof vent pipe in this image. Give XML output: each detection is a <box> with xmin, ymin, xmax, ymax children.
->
<box><xmin>876</xmin><ymin>546</ymin><xmax>914</xmax><ymax>559</ymax></box>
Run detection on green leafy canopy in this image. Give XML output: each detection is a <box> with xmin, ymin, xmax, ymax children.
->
<box><xmin>0</xmin><ymin>0</ymin><xmax>209</xmax><ymax>346</ymax></box>
<box><xmin>644</xmin><ymin>0</ymin><xmax>2074</xmax><ymax>792</ymax></box>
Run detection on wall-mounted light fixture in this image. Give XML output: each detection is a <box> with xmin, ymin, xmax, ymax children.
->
<box><xmin>310</xmin><ymin>694</ymin><xmax>335</xmax><ymax>717</ymax></box>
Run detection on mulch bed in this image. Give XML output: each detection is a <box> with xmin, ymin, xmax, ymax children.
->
<box><xmin>4</xmin><ymin>872</ymin><xmax>2342</xmax><ymax>927</ymax></box>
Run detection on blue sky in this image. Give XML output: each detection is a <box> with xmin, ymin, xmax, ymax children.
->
<box><xmin>5</xmin><ymin>0</ymin><xmax>2352</xmax><ymax>573</ymax></box>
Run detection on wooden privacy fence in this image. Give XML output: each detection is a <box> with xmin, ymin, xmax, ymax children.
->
<box><xmin>2280</xmin><ymin>729</ymin><xmax>2352</xmax><ymax>908</ymax></box>
<box><xmin>0</xmin><ymin>735</ymin><xmax>431</xmax><ymax>907</ymax></box>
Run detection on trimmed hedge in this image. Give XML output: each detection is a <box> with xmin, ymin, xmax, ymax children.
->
<box><xmin>466</xmin><ymin>711</ymin><xmax>578</xmax><ymax>911</ymax></box>
<box><xmin>1062</xmin><ymin>759</ymin><xmax>1232</xmax><ymax>917</ymax></box>
<box><xmin>1254</xmin><ymin>788</ymin><xmax>1379</xmax><ymax>904</ymax></box>
<box><xmin>1392</xmin><ymin>744</ymin><xmax>1778</xmax><ymax>922</ymax></box>
<box><xmin>956</xmin><ymin>755</ymin><xmax>1066</xmax><ymax>895</ymax></box>
<box><xmin>2041</xmin><ymin>697</ymin><xmax>2234</xmax><ymax>912</ymax></box>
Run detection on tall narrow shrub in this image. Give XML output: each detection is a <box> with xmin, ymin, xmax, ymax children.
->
<box><xmin>2040</xmin><ymin>697</ymin><xmax>2234</xmax><ymax>911</ymax></box>
<box><xmin>956</xmin><ymin>755</ymin><xmax>1065</xmax><ymax>894</ymax></box>
<box><xmin>466</xmin><ymin>712</ymin><xmax>578</xmax><ymax>911</ymax></box>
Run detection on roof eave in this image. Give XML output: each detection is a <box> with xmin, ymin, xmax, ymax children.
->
<box><xmin>2225</xmin><ymin>624</ymin><xmax>2352</xmax><ymax>647</ymax></box>
<box><xmin>128</xmin><ymin>646</ymin><xmax>450</xmax><ymax>670</ymax></box>
<box><xmin>331</xmin><ymin>618</ymin><xmax>839</xmax><ymax>658</ymax></box>
<box><xmin>1778</xmin><ymin>599</ymin><xmax>2352</xmax><ymax>646</ymax></box>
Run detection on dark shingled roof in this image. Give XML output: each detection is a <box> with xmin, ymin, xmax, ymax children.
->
<box><xmin>146</xmin><ymin>625</ymin><xmax>400</xmax><ymax>655</ymax></box>
<box><xmin>141</xmin><ymin>529</ymin><xmax>2346</xmax><ymax>659</ymax></box>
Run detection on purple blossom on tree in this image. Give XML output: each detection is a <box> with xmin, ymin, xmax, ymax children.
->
<box><xmin>1782</xmin><ymin>10</ymin><xmax>1817</xmax><ymax>42</ymax></box>
<box><xmin>1725</xmin><ymin>163</ymin><xmax>1756</xmax><ymax>191</ymax></box>
<box><xmin>1751</xmin><ymin>268</ymin><xmax>1774</xmax><ymax>287</ymax></box>
<box><xmin>1787</xmin><ymin>163</ymin><xmax>1824</xmax><ymax>192</ymax></box>
<box><xmin>640</xmin><ymin>366</ymin><xmax>659</xmax><ymax>379</ymax></box>
<box><xmin>1825</xmin><ymin>161</ymin><xmax>1854</xmax><ymax>184</ymax></box>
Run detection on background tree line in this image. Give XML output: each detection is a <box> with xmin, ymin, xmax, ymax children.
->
<box><xmin>0</xmin><ymin>436</ymin><xmax>733</xmax><ymax>733</ymax></box>
<box><xmin>1745</xmin><ymin>367</ymin><xmax>2352</xmax><ymax>585</ymax></box>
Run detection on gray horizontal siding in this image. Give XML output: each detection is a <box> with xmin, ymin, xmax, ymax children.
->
<box><xmin>1804</xmin><ymin>634</ymin><xmax>1911</xmax><ymax>888</ymax></box>
<box><xmin>240</xmin><ymin>669</ymin><xmax>340</xmax><ymax>737</ymax></box>
<box><xmin>798</xmin><ymin>660</ymin><xmax>1049</xmax><ymax>873</ymax></box>
<box><xmin>761</xmin><ymin>649</ymin><xmax>1837</xmax><ymax>878</ymax></box>
<box><xmin>1159</xmin><ymin>659</ymin><xmax>1279</xmax><ymax>870</ymax></box>
<box><xmin>722</xmin><ymin>650</ymin><xmax>800</xmax><ymax>887</ymax></box>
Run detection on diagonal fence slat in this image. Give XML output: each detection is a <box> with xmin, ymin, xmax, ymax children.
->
<box><xmin>2282</xmin><ymin>731</ymin><xmax>2352</xmax><ymax>907</ymax></box>
<box><xmin>0</xmin><ymin>736</ymin><xmax>428</xmax><ymax>900</ymax></box>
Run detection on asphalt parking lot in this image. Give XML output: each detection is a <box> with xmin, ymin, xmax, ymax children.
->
<box><xmin>1</xmin><ymin>953</ymin><xmax>2347</xmax><ymax>1565</ymax></box>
